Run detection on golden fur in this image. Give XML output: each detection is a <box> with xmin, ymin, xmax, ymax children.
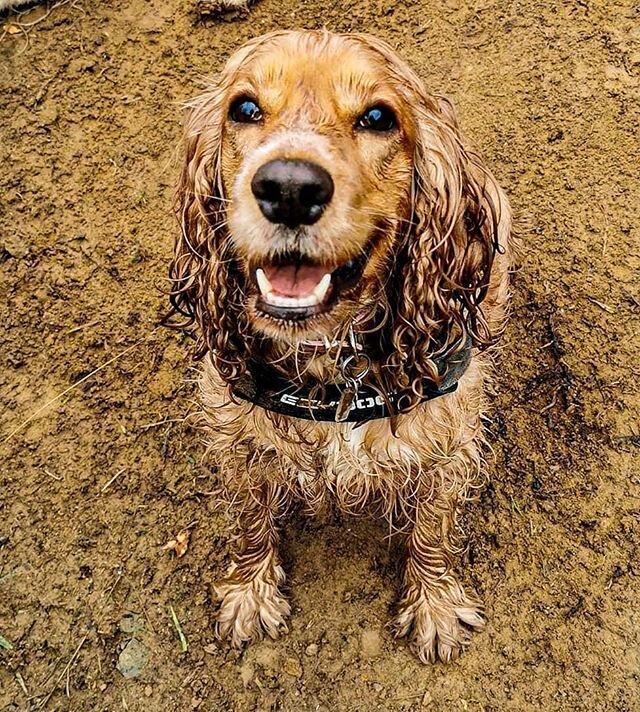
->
<box><xmin>168</xmin><ymin>30</ymin><xmax>515</xmax><ymax>663</ymax></box>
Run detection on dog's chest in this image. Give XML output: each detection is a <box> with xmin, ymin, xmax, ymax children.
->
<box><xmin>299</xmin><ymin>421</ymin><xmax>419</xmax><ymax>494</ymax></box>
<box><xmin>323</xmin><ymin>423</ymin><xmax>368</xmax><ymax>463</ymax></box>
<box><xmin>286</xmin><ymin>421</ymin><xmax>425</xmax><ymax>514</ymax></box>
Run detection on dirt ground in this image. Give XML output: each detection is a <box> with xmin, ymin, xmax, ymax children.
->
<box><xmin>1</xmin><ymin>0</ymin><xmax>639</xmax><ymax>710</ymax></box>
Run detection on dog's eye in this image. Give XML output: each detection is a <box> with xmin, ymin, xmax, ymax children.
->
<box><xmin>229</xmin><ymin>97</ymin><xmax>263</xmax><ymax>124</ymax></box>
<box><xmin>356</xmin><ymin>105</ymin><xmax>396</xmax><ymax>132</ymax></box>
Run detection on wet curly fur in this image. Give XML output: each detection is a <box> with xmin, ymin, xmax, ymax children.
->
<box><xmin>168</xmin><ymin>30</ymin><xmax>516</xmax><ymax>663</ymax></box>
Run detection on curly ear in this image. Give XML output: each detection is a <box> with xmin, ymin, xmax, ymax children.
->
<box><xmin>346</xmin><ymin>34</ymin><xmax>512</xmax><ymax>398</ymax></box>
<box><xmin>168</xmin><ymin>34</ymin><xmax>296</xmax><ymax>382</ymax></box>
<box><xmin>390</xmin><ymin>91</ymin><xmax>513</xmax><ymax>398</ymax></box>
<box><xmin>168</xmin><ymin>80</ymin><xmax>252</xmax><ymax>381</ymax></box>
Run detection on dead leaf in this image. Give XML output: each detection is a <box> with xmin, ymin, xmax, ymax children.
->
<box><xmin>162</xmin><ymin>528</ymin><xmax>191</xmax><ymax>557</ymax></box>
<box><xmin>4</xmin><ymin>24</ymin><xmax>21</xmax><ymax>35</ymax></box>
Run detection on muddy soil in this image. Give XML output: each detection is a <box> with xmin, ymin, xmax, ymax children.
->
<box><xmin>1</xmin><ymin>0</ymin><xmax>639</xmax><ymax>710</ymax></box>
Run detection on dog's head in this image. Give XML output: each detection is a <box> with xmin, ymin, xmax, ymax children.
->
<box><xmin>171</xmin><ymin>30</ymin><xmax>508</xmax><ymax>396</ymax></box>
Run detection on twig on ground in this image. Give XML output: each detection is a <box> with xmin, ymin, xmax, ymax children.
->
<box><xmin>140</xmin><ymin>417</ymin><xmax>186</xmax><ymax>431</ymax></box>
<box><xmin>27</xmin><ymin>658</ymin><xmax>61</xmax><ymax>700</ymax></box>
<box><xmin>539</xmin><ymin>387</ymin><xmax>560</xmax><ymax>414</ymax></box>
<box><xmin>44</xmin><ymin>469</ymin><xmax>63</xmax><ymax>482</ymax></box>
<box><xmin>100</xmin><ymin>468</ymin><xmax>126</xmax><ymax>493</ymax></box>
<box><xmin>15</xmin><ymin>672</ymin><xmax>29</xmax><ymax>696</ymax></box>
<box><xmin>0</xmin><ymin>0</ymin><xmax>76</xmax><ymax>50</ymax></box>
<box><xmin>33</xmin><ymin>635</ymin><xmax>88</xmax><ymax>710</ymax></box>
<box><xmin>64</xmin><ymin>320</ymin><xmax>99</xmax><ymax>336</ymax></box>
<box><xmin>587</xmin><ymin>296</ymin><xmax>615</xmax><ymax>313</ymax></box>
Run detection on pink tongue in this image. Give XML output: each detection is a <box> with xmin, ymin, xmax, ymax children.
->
<box><xmin>264</xmin><ymin>263</ymin><xmax>331</xmax><ymax>297</ymax></box>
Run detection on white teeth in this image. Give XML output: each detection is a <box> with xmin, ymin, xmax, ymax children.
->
<box><xmin>267</xmin><ymin>293</ymin><xmax>319</xmax><ymax>308</ymax></box>
<box><xmin>256</xmin><ymin>269</ymin><xmax>332</xmax><ymax>309</ymax></box>
<box><xmin>312</xmin><ymin>273</ymin><xmax>332</xmax><ymax>302</ymax></box>
<box><xmin>255</xmin><ymin>268</ymin><xmax>272</xmax><ymax>296</ymax></box>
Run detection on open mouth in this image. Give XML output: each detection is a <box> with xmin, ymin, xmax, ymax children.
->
<box><xmin>254</xmin><ymin>247</ymin><xmax>371</xmax><ymax>322</ymax></box>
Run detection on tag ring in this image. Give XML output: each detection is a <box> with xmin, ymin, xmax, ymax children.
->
<box><xmin>340</xmin><ymin>353</ymin><xmax>371</xmax><ymax>383</ymax></box>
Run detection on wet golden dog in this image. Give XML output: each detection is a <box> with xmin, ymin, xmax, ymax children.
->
<box><xmin>169</xmin><ymin>30</ymin><xmax>515</xmax><ymax>663</ymax></box>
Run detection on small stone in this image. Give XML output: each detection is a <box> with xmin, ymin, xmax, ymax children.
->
<box><xmin>2</xmin><ymin>235</ymin><xmax>29</xmax><ymax>259</ymax></box>
<box><xmin>305</xmin><ymin>643</ymin><xmax>318</xmax><ymax>656</ymax></box>
<box><xmin>373</xmin><ymin>683</ymin><xmax>383</xmax><ymax>693</ymax></box>
<box><xmin>116</xmin><ymin>638</ymin><xmax>148</xmax><ymax>678</ymax></box>
<box><xmin>68</xmin><ymin>57</ymin><xmax>95</xmax><ymax>74</ymax></box>
<box><xmin>421</xmin><ymin>691</ymin><xmax>433</xmax><ymax>707</ymax></box>
<box><xmin>282</xmin><ymin>657</ymin><xmax>302</xmax><ymax>678</ymax></box>
<box><xmin>203</xmin><ymin>643</ymin><xmax>217</xmax><ymax>654</ymax></box>
<box><xmin>99</xmin><ymin>683</ymin><xmax>107</xmax><ymax>692</ymax></box>
<box><xmin>144</xmin><ymin>686</ymin><xmax>153</xmax><ymax>697</ymax></box>
<box><xmin>119</xmin><ymin>612</ymin><xmax>144</xmax><ymax>635</ymax></box>
<box><xmin>359</xmin><ymin>629</ymin><xmax>382</xmax><ymax>659</ymax></box>
<box><xmin>38</xmin><ymin>102</ymin><xmax>58</xmax><ymax>125</ymax></box>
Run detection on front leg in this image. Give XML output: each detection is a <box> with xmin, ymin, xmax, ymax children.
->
<box><xmin>392</xmin><ymin>489</ymin><xmax>485</xmax><ymax>663</ymax></box>
<box><xmin>215</xmin><ymin>482</ymin><xmax>290</xmax><ymax>647</ymax></box>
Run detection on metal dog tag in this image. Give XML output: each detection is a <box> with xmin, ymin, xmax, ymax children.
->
<box><xmin>335</xmin><ymin>382</ymin><xmax>358</xmax><ymax>422</ymax></box>
<box><xmin>335</xmin><ymin>349</ymin><xmax>371</xmax><ymax>423</ymax></box>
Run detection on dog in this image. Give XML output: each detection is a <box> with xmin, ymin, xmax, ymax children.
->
<box><xmin>168</xmin><ymin>29</ymin><xmax>515</xmax><ymax>663</ymax></box>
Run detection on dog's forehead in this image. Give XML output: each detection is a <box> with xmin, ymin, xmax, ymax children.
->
<box><xmin>238</xmin><ymin>36</ymin><xmax>397</xmax><ymax>111</ymax></box>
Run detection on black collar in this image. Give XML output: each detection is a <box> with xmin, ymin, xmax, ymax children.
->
<box><xmin>232</xmin><ymin>339</ymin><xmax>472</xmax><ymax>424</ymax></box>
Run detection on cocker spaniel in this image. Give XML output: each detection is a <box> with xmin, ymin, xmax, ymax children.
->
<box><xmin>169</xmin><ymin>30</ymin><xmax>515</xmax><ymax>663</ymax></box>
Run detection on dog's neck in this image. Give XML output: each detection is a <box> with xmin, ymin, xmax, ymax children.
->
<box><xmin>257</xmin><ymin>317</ymin><xmax>373</xmax><ymax>386</ymax></box>
<box><xmin>234</xmin><ymin>326</ymin><xmax>473</xmax><ymax>424</ymax></box>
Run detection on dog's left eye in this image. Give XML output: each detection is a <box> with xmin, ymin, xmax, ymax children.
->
<box><xmin>356</xmin><ymin>105</ymin><xmax>397</xmax><ymax>132</ymax></box>
<box><xmin>229</xmin><ymin>97</ymin><xmax>263</xmax><ymax>123</ymax></box>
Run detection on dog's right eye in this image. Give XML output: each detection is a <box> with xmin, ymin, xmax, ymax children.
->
<box><xmin>229</xmin><ymin>97</ymin><xmax>263</xmax><ymax>124</ymax></box>
<box><xmin>356</xmin><ymin>105</ymin><xmax>396</xmax><ymax>132</ymax></box>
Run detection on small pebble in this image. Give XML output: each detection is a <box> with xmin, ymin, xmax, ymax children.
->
<box><xmin>305</xmin><ymin>643</ymin><xmax>318</xmax><ymax>656</ymax></box>
<box><xmin>38</xmin><ymin>103</ymin><xmax>58</xmax><ymax>125</ymax></box>
<box><xmin>2</xmin><ymin>235</ymin><xmax>29</xmax><ymax>259</ymax></box>
<box><xmin>119</xmin><ymin>611</ymin><xmax>144</xmax><ymax>635</ymax></box>
<box><xmin>421</xmin><ymin>691</ymin><xmax>433</xmax><ymax>707</ymax></box>
<box><xmin>359</xmin><ymin>629</ymin><xmax>382</xmax><ymax>659</ymax></box>
<box><xmin>144</xmin><ymin>686</ymin><xmax>153</xmax><ymax>697</ymax></box>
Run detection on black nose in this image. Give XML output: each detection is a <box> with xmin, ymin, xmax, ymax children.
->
<box><xmin>251</xmin><ymin>159</ymin><xmax>334</xmax><ymax>228</ymax></box>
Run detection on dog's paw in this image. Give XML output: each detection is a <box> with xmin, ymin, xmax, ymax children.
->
<box><xmin>391</xmin><ymin>580</ymin><xmax>484</xmax><ymax>663</ymax></box>
<box><xmin>214</xmin><ymin>564</ymin><xmax>290</xmax><ymax>647</ymax></box>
